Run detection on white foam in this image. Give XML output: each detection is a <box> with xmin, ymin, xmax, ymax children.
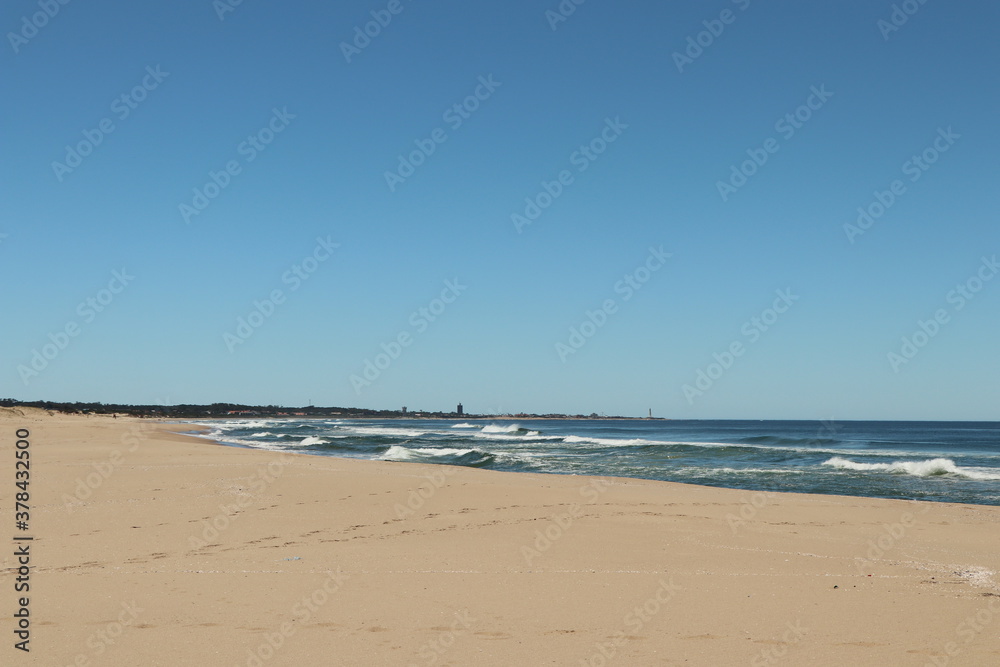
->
<box><xmin>345</xmin><ymin>426</ymin><xmax>426</xmax><ymax>438</ymax></box>
<box><xmin>563</xmin><ymin>435</ymin><xmax>656</xmax><ymax>447</ymax></box>
<box><xmin>193</xmin><ymin>420</ymin><xmax>261</xmax><ymax>430</ymax></box>
<box><xmin>474</xmin><ymin>432</ymin><xmax>563</xmax><ymax>441</ymax></box>
<box><xmin>299</xmin><ymin>436</ymin><xmax>329</xmax><ymax>446</ymax></box>
<box><xmin>823</xmin><ymin>457</ymin><xmax>1000</xmax><ymax>481</ymax></box>
<box><xmin>251</xmin><ymin>431</ymin><xmax>272</xmax><ymax>437</ymax></box>
<box><xmin>197</xmin><ymin>433</ymin><xmax>281</xmax><ymax>449</ymax></box>
<box><xmin>481</xmin><ymin>424</ymin><xmax>522</xmax><ymax>434</ymax></box>
<box><xmin>380</xmin><ymin>446</ymin><xmax>475</xmax><ymax>461</ymax></box>
<box><xmin>573</xmin><ymin>437</ymin><xmax>950</xmax><ymax>460</ymax></box>
<box><xmin>231</xmin><ymin>420</ymin><xmax>272</xmax><ymax>428</ymax></box>
<box><xmin>492</xmin><ymin>451</ymin><xmax>546</xmax><ymax>466</ymax></box>
<box><xmin>706</xmin><ymin>467</ymin><xmax>807</xmax><ymax>475</ymax></box>
<box><xmin>451</xmin><ymin>423</ymin><xmax>478</xmax><ymax>429</ymax></box>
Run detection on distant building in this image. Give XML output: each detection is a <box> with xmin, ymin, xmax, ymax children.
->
<box><xmin>402</xmin><ymin>406</ymin><xmax>407</xmax><ymax>414</ymax></box>
<box><xmin>456</xmin><ymin>403</ymin><xmax>463</xmax><ymax>415</ymax></box>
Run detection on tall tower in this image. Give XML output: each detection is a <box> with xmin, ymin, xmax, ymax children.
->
<box><xmin>457</xmin><ymin>403</ymin><xmax>464</xmax><ymax>415</ymax></box>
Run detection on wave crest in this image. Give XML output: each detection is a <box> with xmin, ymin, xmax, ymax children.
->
<box><xmin>563</xmin><ymin>435</ymin><xmax>656</xmax><ymax>447</ymax></box>
<box><xmin>381</xmin><ymin>445</ymin><xmax>475</xmax><ymax>460</ymax></box>
<box><xmin>823</xmin><ymin>457</ymin><xmax>1000</xmax><ymax>480</ymax></box>
<box><xmin>481</xmin><ymin>424</ymin><xmax>523</xmax><ymax>434</ymax></box>
<box><xmin>347</xmin><ymin>426</ymin><xmax>426</xmax><ymax>438</ymax></box>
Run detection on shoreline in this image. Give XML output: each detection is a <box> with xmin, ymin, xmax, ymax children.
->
<box><xmin>177</xmin><ymin>422</ymin><xmax>904</xmax><ymax>509</ymax></box>
<box><xmin>177</xmin><ymin>417</ymin><xmax>1000</xmax><ymax>510</ymax></box>
<box><xmin>4</xmin><ymin>411</ymin><xmax>999</xmax><ymax>665</ymax></box>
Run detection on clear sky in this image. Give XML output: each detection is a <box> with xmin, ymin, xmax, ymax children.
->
<box><xmin>2</xmin><ymin>0</ymin><xmax>998</xmax><ymax>420</ymax></box>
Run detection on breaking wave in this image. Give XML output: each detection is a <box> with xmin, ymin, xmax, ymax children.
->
<box><xmin>563</xmin><ymin>435</ymin><xmax>657</xmax><ymax>447</ymax></box>
<box><xmin>379</xmin><ymin>445</ymin><xmax>496</xmax><ymax>467</ymax></box>
<box><xmin>481</xmin><ymin>424</ymin><xmax>526</xmax><ymax>434</ymax></box>
<box><xmin>823</xmin><ymin>457</ymin><xmax>1000</xmax><ymax>481</ymax></box>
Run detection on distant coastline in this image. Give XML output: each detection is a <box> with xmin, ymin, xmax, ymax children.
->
<box><xmin>0</xmin><ymin>399</ymin><xmax>664</xmax><ymax>421</ymax></box>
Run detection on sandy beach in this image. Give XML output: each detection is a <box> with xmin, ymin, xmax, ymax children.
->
<box><xmin>2</xmin><ymin>409</ymin><xmax>999</xmax><ymax>666</ymax></box>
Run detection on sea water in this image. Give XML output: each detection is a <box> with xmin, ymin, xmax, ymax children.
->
<box><xmin>187</xmin><ymin>419</ymin><xmax>1000</xmax><ymax>506</ymax></box>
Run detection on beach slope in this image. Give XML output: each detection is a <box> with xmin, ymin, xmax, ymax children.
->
<box><xmin>1</xmin><ymin>412</ymin><xmax>998</xmax><ymax>666</ymax></box>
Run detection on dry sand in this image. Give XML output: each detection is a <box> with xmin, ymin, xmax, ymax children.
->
<box><xmin>1</xmin><ymin>411</ymin><xmax>999</xmax><ymax>666</ymax></box>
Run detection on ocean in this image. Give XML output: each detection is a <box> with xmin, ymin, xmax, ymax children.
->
<box><xmin>187</xmin><ymin>419</ymin><xmax>1000</xmax><ymax>507</ymax></box>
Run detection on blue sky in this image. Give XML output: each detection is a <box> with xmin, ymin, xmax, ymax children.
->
<box><xmin>2</xmin><ymin>0</ymin><xmax>998</xmax><ymax>419</ymax></box>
